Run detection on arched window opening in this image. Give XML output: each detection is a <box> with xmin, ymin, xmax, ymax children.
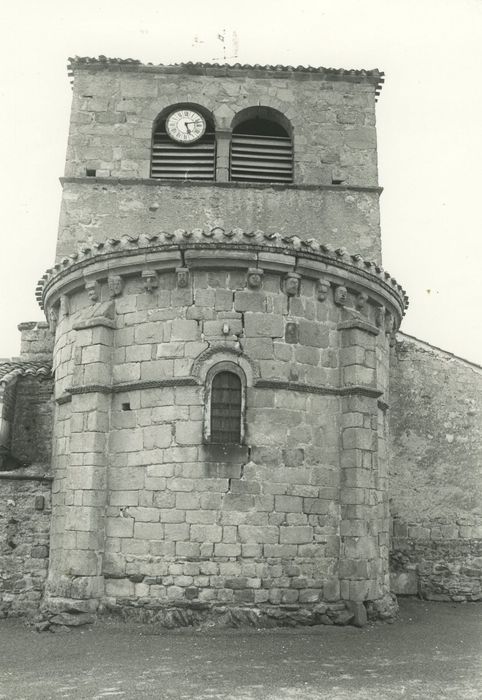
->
<box><xmin>151</xmin><ymin>106</ymin><xmax>216</xmax><ymax>181</ymax></box>
<box><xmin>210</xmin><ymin>371</ymin><xmax>242</xmax><ymax>444</ymax></box>
<box><xmin>230</xmin><ymin>112</ymin><xmax>293</xmax><ymax>184</ymax></box>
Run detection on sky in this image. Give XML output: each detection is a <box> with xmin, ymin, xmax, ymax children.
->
<box><xmin>1</xmin><ymin>0</ymin><xmax>481</xmax><ymax>364</ymax></box>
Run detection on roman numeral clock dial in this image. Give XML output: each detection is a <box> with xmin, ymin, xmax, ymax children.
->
<box><xmin>166</xmin><ymin>109</ymin><xmax>206</xmax><ymax>143</ymax></box>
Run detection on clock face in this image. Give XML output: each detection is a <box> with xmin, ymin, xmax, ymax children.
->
<box><xmin>166</xmin><ymin>109</ymin><xmax>206</xmax><ymax>143</ymax></box>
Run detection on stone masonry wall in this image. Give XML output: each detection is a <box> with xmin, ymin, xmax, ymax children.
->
<box><xmin>67</xmin><ymin>66</ymin><xmax>379</xmax><ymax>185</ymax></box>
<box><xmin>45</xmin><ymin>256</ymin><xmax>396</xmax><ymax>622</ymax></box>
<box><xmin>56</xmin><ymin>182</ymin><xmax>382</xmax><ymax>264</ymax></box>
<box><xmin>0</xmin><ymin>474</ymin><xmax>52</xmax><ymax>617</ymax></box>
<box><xmin>18</xmin><ymin>321</ymin><xmax>54</xmax><ymax>362</ymax></box>
<box><xmin>10</xmin><ymin>375</ymin><xmax>54</xmax><ymax>466</ymax></box>
<box><xmin>389</xmin><ymin>334</ymin><xmax>482</xmax><ymax>601</ymax></box>
<box><xmin>56</xmin><ymin>63</ymin><xmax>382</xmax><ymax>262</ymax></box>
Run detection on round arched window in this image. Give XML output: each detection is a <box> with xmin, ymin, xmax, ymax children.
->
<box><xmin>210</xmin><ymin>371</ymin><xmax>242</xmax><ymax>444</ymax></box>
<box><xmin>151</xmin><ymin>105</ymin><xmax>216</xmax><ymax>181</ymax></box>
<box><xmin>230</xmin><ymin>109</ymin><xmax>293</xmax><ymax>183</ymax></box>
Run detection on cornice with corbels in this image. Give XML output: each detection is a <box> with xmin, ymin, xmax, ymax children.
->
<box><xmin>37</xmin><ymin>228</ymin><xmax>408</xmax><ymax>322</ymax></box>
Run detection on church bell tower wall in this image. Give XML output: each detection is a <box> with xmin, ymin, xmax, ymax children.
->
<box><xmin>56</xmin><ymin>60</ymin><xmax>384</xmax><ymax>263</ymax></box>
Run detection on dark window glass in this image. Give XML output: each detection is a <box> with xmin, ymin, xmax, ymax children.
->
<box><xmin>210</xmin><ymin>371</ymin><xmax>242</xmax><ymax>444</ymax></box>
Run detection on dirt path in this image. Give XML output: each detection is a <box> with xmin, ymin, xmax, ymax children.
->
<box><xmin>0</xmin><ymin>599</ymin><xmax>480</xmax><ymax>699</ymax></box>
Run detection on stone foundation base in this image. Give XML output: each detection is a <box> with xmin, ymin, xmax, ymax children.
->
<box><xmin>31</xmin><ymin>595</ymin><xmax>400</xmax><ymax>632</ymax></box>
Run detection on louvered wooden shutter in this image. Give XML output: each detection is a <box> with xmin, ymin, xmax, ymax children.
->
<box><xmin>230</xmin><ymin>133</ymin><xmax>293</xmax><ymax>183</ymax></box>
<box><xmin>210</xmin><ymin>372</ymin><xmax>242</xmax><ymax>444</ymax></box>
<box><xmin>151</xmin><ymin>129</ymin><xmax>216</xmax><ymax>180</ymax></box>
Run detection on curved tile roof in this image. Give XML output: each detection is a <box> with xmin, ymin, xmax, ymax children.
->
<box><xmin>36</xmin><ymin>227</ymin><xmax>408</xmax><ymax>311</ymax></box>
<box><xmin>0</xmin><ymin>361</ymin><xmax>52</xmax><ymax>387</ymax></box>
<box><xmin>67</xmin><ymin>57</ymin><xmax>384</xmax><ymax>96</ymax></box>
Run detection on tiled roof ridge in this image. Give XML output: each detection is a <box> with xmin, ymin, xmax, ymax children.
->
<box><xmin>0</xmin><ymin>361</ymin><xmax>52</xmax><ymax>385</ymax></box>
<box><xmin>36</xmin><ymin>228</ymin><xmax>407</xmax><ymax>310</ymax></box>
<box><xmin>67</xmin><ymin>57</ymin><xmax>384</xmax><ymax>94</ymax></box>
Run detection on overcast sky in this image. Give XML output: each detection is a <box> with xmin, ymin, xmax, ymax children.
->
<box><xmin>1</xmin><ymin>0</ymin><xmax>481</xmax><ymax>364</ymax></box>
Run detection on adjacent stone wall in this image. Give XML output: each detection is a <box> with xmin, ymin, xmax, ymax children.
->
<box><xmin>10</xmin><ymin>375</ymin><xmax>54</xmax><ymax>466</ymax></box>
<box><xmin>0</xmin><ymin>473</ymin><xmax>52</xmax><ymax>616</ymax></box>
<box><xmin>18</xmin><ymin>322</ymin><xmax>54</xmax><ymax>361</ymax></box>
<box><xmin>389</xmin><ymin>334</ymin><xmax>482</xmax><ymax>601</ymax></box>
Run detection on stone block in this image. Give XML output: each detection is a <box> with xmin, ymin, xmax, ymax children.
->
<box><xmin>128</xmin><ymin>507</ymin><xmax>160</xmax><ymax>522</ymax></box>
<box><xmin>171</xmin><ymin>319</ymin><xmax>199</xmax><ymax>341</ymax></box>
<box><xmin>160</xmin><ymin>508</ymin><xmax>186</xmax><ymax>523</ymax></box>
<box><xmin>176</xmin><ymin>541</ymin><xmax>201</xmax><ymax>557</ymax></box>
<box><xmin>175</xmin><ymin>421</ymin><xmax>203</xmax><ymax>445</ymax></box>
<box><xmin>238</xmin><ymin>526</ymin><xmax>278</xmax><ymax>544</ymax></box>
<box><xmin>164</xmin><ymin>523</ymin><xmax>190</xmax><ymax>540</ymax></box>
<box><xmin>143</xmin><ymin>425</ymin><xmax>172</xmax><ymax>449</ymax></box>
<box><xmin>214</xmin><ymin>543</ymin><xmax>242</xmax><ymax>557</ymax></box>
<box><xmin>106</xmin><ymin>516</ymin><xmax>134</xmax><ymax>538</ymax></box>
<box><xmin>339</xmin><ymin>559</ymin><xmax>370</xmax><ymax>579</ymax></box>
<box><xmin>134</xmin><ymin>322</ymin><xmax>164</xmax><ymax>344</ymax></box>
<box><xmin>65</xmin><ymin>550</ymin><xmax>99</xmax><ymax>577</ymax></box>
<box><xmin>298</xmin><ymin>320</ymin><xmax>329</xmax><ymax>348</ymax></box>
<box><xmin>175</xmin><ymin>492</ymin><xmax>201</xmax><ymax>510</ymax></box>
<box><xmin>342</xmin><ymin>536</ymin><xmax>378</xmax><ymax>560</ymax></box>
<box><xmin>110</xmin><ymin>429</ymin><xmax>143</xmax><ymax>453</ymax></box>
<box><xmin>105</xmin><ymin>579</ymin><xmax>135</xmax><ymax>597</ymax></box>
<box><xmin>214</xmin><ymin>289</ymin><xmax>234</xmax><ymax>310</ymax></box>
<box><xmin>340</xmin><ymin>520</ymin><xmax>368</xmax><ymax>537</ymax></box>
<box><xmin>222</xmin><ymin>494</ymin><xmax>255</xmax><ymax>511</ymax></box>
<box><xmin>134</xmin><ymin>522</ymin><xmax>164</xmax><ymax>540</ymax></box>
<box><xmin>234</xmin><ymin>291</ymin><xmax>266</xmax><ymax>313</ymax></box>
<box><xmin>190</xmin><ymin>524</ymin><xmax>223</xmax><ymax>543</ymax></box>
<box><xmin>343</xmin><ymin>365</ymin><xmax>376</xmax><ymax>386</ymax></box>
<box><xmin>341</xmin><ymin>469</ymin><xmax>372</xmax><ymax>488</ymax></box>
<box><xmin>339</xmin><ymin>346</ymin><xmax>367</xmax><ymax>366</ymax></box>
<box><xmin>240</xmin><ymin>338</ymin><xmax>274</xmax><ymax>359</ymax></box>
<box><xmin>279</xmin><ymin>526</ymin><xmax>313</xmax><ymax>544</ymax></box>
<box><xmin>109</xmin><ymin>468</ymin><xmax>144</xmax><ymax>491</ymax></box>
<box><xmin>275</xmin><ymin>495</ymin><xmax>303</xmax><ymax>513</ymax></box>
<box><xmin>244</xmin><ymin>313</ymin><xmax>283</xmax><ymax>338</ymax></box>
<box><xmin>295</xmin><ymin>346</ymin><xmax>320</xmax><ymax>366</ymax></box>
<box><xmin>70</xmin><ymin>432</ymin><xmax>105</xmax><ymax>453</ymax></box>
<box><xmin>323</xmin><ymin>578</ymin><xmax>340</xmax><ymax>602</ymax></box>
<box><xmin>299</xmin><ymin>589</ymin><xmax>321</xmax><ymax>603</ymax></box>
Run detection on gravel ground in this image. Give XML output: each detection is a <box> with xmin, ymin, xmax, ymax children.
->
<box><xmin>0</xmin><ymin>598</ymin><xmax>480</xmax><ymax>699</ymax></box>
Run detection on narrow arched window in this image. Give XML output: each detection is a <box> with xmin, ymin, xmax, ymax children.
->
<box><xmin>210</xmin><ymin>371</ymin><xmax>242</xmax><ymax>444</ymax></box>
<box><xmin>230</xmin><ymin>108</ymin><xmax>293</xmax><ymax>184</ymax></box>
<box><xmin>151</xmin><ymin>105</ymin><xmax>216</xmax><ymax>181</ymax></box>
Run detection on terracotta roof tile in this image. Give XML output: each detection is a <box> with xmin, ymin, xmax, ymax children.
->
<box><xmin>0</xmin><ymin>361</ymin><xmax>52</xmax><ymax>386</ymax></box>
<box><xmin>67</xmin><ymin>57</ymin><xmax>384</xmax><ymax>96</ymax></box>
